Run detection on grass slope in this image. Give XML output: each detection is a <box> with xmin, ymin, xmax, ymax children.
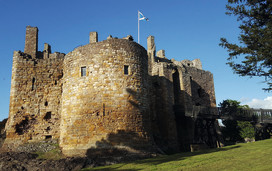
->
<box><xmin>83</xmin><ymin>139</ymin><xmax>272</xmax><ymax>171</ymax></box>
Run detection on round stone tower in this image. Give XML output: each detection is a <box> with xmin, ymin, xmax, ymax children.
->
<box><xmin>60</xmin><ymin>38</ymin><xmax>151</xmax><ymax>156</ymax></box>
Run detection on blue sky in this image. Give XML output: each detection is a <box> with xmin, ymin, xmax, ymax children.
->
<box><xmin>0</xmin><ymin>0</ymin><xmax>271</xmax><ymax>121</ymax></box>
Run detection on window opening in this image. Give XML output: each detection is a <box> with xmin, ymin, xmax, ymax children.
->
<box><xmin>44</xmin><ymin>112</ymin><xmax>51</xmax><ymax>120</ymax></box>
<box><xmin>45</xmin><ymin>126</ymin><xmax>51</xmax><ymax>132</ymax></box>
<box><xmin>172</xmin><ymin>70</ymin><xmax>180</xmax><ymax>105</ymax></box>
<box><xmin>45</xmin><ymin>135</ymin><xmax>52</xmax><ymax>140</ymax></box>
<box><xmin>81</xmin><ymin>66</ymin><xmax>86</xmax><ymax>77</ymax></box>
<box><xmin>103</xmin><ymin>103</ymin><xmax>105</xmax><ymax>116</ymax></box>
<box><xmin>124</xmin><ymin>65</ymin><xmax>129</xmax><ymax>75</ymax></box>
<box><xmin>31</xmin><ymin>77</ymin><xmax>35</xmax><ymax>91</ymax></box>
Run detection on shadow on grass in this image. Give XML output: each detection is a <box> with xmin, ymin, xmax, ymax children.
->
<box><xmin>84</xmin><ymin>145</ymin><xmax>241</xmax><ymax>171</ymax></box>
<box><xmin>133</xmin><ymin>145</ymin><xmax>241</xmax><ymax>166</ymax></box>
<box><xmin>87</xmin><ymin>166</ymin><xmax>142</xmax><ymax>171</ymax></box>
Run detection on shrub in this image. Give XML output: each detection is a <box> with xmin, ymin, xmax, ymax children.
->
<box><xmin>237</xmin><ymin>121</ymin><xmax>255</xmax><ymax>139</ymax></box>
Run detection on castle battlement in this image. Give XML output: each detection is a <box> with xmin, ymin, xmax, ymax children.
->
<box><xmin>21</xmin><ymin>26</ymin><xmax>65</xmax><ymax>60</ymax></box>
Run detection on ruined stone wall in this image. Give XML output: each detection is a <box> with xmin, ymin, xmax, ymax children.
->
<box><xmin>60</xmin><ymin>39</ymin><xmax>152</xmax><ymax>156</ymax></box>
<box><xmin>147</xmin><ymin>34</ymin><xmax>218</xmax><ymax>151</ymax></box>
<box><xmin>181</xmin><ymin>66</ymin><xmax>216</xmax><ymax>108</ymax></box>
<box><xmin>150</xmin><ymin>62</ymin><xmax>217</xmax><ymax>151</ymax></box>
<box><xmin>169</xmin><ymin>58</ymin><xmax>217</xmax><ymax>110</ymax></box>
<box><xmin>24</xmin><ymin>26</ymin><xmax>38</xmax><ymax>58</ymax></box>
<box><xmin>149</xmin><ymin>62</ymin><xmax>179</xmax><ymax>152</ymax></box>
<box><xmin>3</xmin><ymin>50</ymin><xmax>64</xmax><ymax>150</ymax></box>
<box><xmin>172</xmin><ymin>61</ymin><xmax>217</xmax><ymax>150</ymax></box>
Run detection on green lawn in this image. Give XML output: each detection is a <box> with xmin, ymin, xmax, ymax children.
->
<box><xmin>83</xmin><ymin>139</ymin><xmax>272</xmax><ymax>171</ymax></box>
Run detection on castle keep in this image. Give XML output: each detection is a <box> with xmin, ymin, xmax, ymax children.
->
<box><xmin>3</xmin><ymin>26</ymin><xmax>218</xmax><ymax>156</ymax></box>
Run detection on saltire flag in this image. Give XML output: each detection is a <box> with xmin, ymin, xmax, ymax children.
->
<box><xmin>138</xmin><ymin>11</ymin><xmax>149</xmax><ymax>21</ymax></box>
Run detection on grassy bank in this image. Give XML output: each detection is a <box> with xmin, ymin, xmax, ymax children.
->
<box><xmin>83</xmin><ymin>139</ymin><xmax>272</xmax><ymax>171</ymax></box>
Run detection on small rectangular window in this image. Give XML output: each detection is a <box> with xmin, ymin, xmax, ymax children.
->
<box><xmin>81</xmin><ymin>66</ymin><xmax>86</xmax><ymax>77</ymax></box>
<box><xmin>45</xmin><ymin>135</ymin><xmax>52</xmax><ymax>140</ymax></box>
<box><xmin>124</xmin><ymin>65</ymin><xmax>129</xmax><ymax>75</ymax></box>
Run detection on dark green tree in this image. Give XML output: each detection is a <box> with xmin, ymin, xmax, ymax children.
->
<box><xmin>237</xmin><ymin>121</ymin><xmax>255</xmax><ymax>139</ymax></box>
<box><xmin>219</xmin><ymin>99</ymin><xmax>254</xmax><ymax>144</ymax></box>
<box><xmin>220</xmin><ymin>100</ymin><xmax>243</xmax><ymax>143</ymax></box>
<box><xmin>220</xmin><ymin>0</ymin><xmax>272</xmax><ymax>91</ymax></box>
<box><xmin>219</xmin><ymin>99</ymin><xmax>249</xmax><ymax>117</ymax></box>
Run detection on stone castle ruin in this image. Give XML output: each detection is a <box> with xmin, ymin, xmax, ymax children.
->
<box><xmin>2</xmin><ymin>26</ymin><xmax>219</xmax><ymax>156</ymax></box>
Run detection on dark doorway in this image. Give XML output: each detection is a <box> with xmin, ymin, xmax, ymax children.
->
<box><xmin>172</xmin><ymin>70</ymin><xmax>180</xmax><ymax>105</ymax></box>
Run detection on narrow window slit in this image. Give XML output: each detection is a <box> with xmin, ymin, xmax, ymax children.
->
<box><xmin>81</xmin><ymin>66</ymin><xmax>86</xmax><ymax>77</ymax></box>
<box><xmin>124</xmin><ymin>65</ymin><xmax>129</xmax><ymax>75</ymax></box>
<box><xmin>31</xmin><ymin>77</ymin><xmax>35</xmax><ymax>91</ymax></box>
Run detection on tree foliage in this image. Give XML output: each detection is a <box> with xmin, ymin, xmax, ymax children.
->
<box><xmin>219</xmin><ymin>99</ymin><xmax>249</xmax><ymax>116</ymax></box>
<box><xmin>221</xmin><ymin>119</ymin><xmax>242</xmax><ymax>143</ymax></box>
<box><xmin>237</xmin><ymin>121</ymin><xmax>255</xmax><ymax>139</ymax></box>
<box><xmin>219</xmin><ymin>0</ymin><xmax>272</xmax><ymax>91</ymax></box>
<box><xmin>219</xmin><ymin>99</ymin><xmax>255</xmax><ymax>143</ymax></box>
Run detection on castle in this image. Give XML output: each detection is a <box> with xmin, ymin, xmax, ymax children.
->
<box><xmin>2</xmin><ymin>26</ymin><xmax>218</xmax><ymax>156</ymax></box>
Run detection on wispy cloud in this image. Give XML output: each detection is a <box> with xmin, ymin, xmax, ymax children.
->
<box><xmin>242</xmin><ymin>96</ymin><xmax>272</xmax><ymax>109</ymax></box>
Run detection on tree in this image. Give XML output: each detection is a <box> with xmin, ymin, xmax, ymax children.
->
<box><xmin>219</xmin><ymin>0</ymin><xmax>272</xmax><ymax>91</ymax></box>
<box><xmin>219</xmin><ymin>100</ymin><xmax>243</xmax><ymax>143</ymax></box>
<box><xmin>219</xmin><ymin>99</ymin><xmax>254</xmax><ymax>144</ymax></box>
<box><xmin>219</xmin><ymin>99</ymin><xmax>249</xmax><ymax>117</ymax></box>
<box><xmin>237</xmin><ymin>121</ymin><xmax>255</xmax><ymax>140</ymax></box>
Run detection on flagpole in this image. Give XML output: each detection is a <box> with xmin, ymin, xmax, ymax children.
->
<box><xmin>138</xmin><ymin>11</ymin><xmax>140</xmax><ymax>44</ymax></box>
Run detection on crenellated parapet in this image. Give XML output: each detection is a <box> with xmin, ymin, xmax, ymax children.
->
<box><xmin>21</xmin><ymin>26</ymin><xmax>65</xmax><ymax>60</ymax></box>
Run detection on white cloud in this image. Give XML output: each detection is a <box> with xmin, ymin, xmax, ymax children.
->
<box><xmin>240</xmin><ymin>97</ymin><xmax>250</xmax><ymax>103</ymax></box>
<box><xmin>243</xmin><ymin>96</ymin><xmax>272</xmax><ymax>109</ymax></box>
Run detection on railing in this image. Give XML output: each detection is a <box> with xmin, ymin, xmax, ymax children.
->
<box><xmin>218</xmin><ymin>108</ymin><xmax>272</xmax><ymax>123</ymax></box>
<box><xmin>183</xmin><ymin>106</ymin><xmax>272</xmax><ymax>123</ymax></box>
<box><xmin>184</xmin><ymin>106</ymin><xmax>219</xmax><ymax>119</ymax></box>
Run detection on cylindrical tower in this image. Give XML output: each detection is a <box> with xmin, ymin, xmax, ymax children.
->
<box><xmin>60</xmin><ymin>38</ymin><xmax>151</xmax><ymax>156</ymax></box>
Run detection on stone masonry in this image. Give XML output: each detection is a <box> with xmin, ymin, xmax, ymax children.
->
<box><xmin>2</xmin><ymin>26</ymin><xmax>219</xmax><ymax>156</ymax></box>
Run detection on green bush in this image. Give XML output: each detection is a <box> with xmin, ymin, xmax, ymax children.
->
<box><xmin>237</xmin><ymin>121</ymin><xmax>255</xmax><ymax>139</ymax></box>
<box><xmin>221</xmin><ymin>120</ymin><xmax>242</xmax><ymax>143</ymax></box>
<box><xmin>219</xmin><ymin>99</ymin><xmax>256</xmax><ymax>143</ymax></box>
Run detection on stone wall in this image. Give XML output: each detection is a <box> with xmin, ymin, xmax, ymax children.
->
<box><xmin>147</xmin><ymin>37</ymin><xmax>218</xmax><ymax>152</ymax></box>
<box><xmin>186</xmin><ymin>67</ymin><xmax>216</xmax><ymax>108</ymax></box>
<box><xmin>149</xmin><ymin>63</ymin><xmax>180</xmax><ymax>152</ymax></box>
<box><xmin>24</xmin><ymin>26</ymin><xmax>38</xmax><ymax>58</ymax></box>
<box><xmin>175</xmin><ymin>64</ymin><xmax>217</xmax><ymax>150</ymax></box>
<box><xmin>60</xmin><ymin>38</ymin><xmax>152</xmax><ymax>156</ymax></box>
<box><xmin>3</xmin><ymin>26</ymin><xmax>65</xmax><ymax>150</ymax></box>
